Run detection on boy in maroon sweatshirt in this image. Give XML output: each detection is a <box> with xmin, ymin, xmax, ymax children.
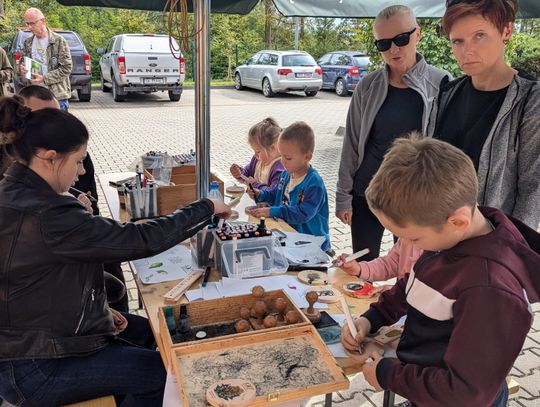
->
<box><xmin>341</xmin><ymin>135</ymin><xmax>540</xmax><ymax>407</ymax></box>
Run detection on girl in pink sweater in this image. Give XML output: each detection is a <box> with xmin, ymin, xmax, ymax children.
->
<box><xmin>338</xmin><ymin>238</ymin><xmax>423</xmax><ymax>286</ymax></box>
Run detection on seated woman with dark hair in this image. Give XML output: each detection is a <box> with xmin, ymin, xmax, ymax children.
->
<box><xmin>0</xmin><ymin>96</ymin><xmax>230</xmax><ymax>406</ymax></box>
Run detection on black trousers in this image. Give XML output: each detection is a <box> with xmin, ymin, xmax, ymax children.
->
<box><xmin>351</xmin><ymin>194</ymin><xmax>385</xmax><ymax>261</ymax></box>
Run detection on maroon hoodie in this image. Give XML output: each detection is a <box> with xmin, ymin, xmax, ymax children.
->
<box><xmin>363</xmin><ymin>207</ymin><xmax>540</xmax><ymax>407</ymax></box>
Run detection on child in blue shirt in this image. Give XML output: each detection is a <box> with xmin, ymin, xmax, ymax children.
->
<box><xmin>249</xmin><ymin>121</ymin><xmax>331</xmax><ymax>251</ymax></box>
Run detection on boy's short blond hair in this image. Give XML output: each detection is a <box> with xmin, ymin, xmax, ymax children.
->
<box><xmin>279</xmin><ymin>121</ymin><xmax>315</xmax><ymax>154</ymax></box>
<box><xmin>365</xmin><ymin>133</ymin><xmax>478</xmax><ymax>228</ymax></box>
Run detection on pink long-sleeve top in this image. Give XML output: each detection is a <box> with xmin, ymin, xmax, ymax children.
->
<box><xmin>358</xmin><ymin>238</ymin><xmax>423</xmax><ymax>281</ymax></box>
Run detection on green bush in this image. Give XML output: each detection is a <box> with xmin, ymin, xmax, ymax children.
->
<box><xmin>506</xmin><ymin>33</ymin><xmax>540</xmax><ymax>78</ymax></box>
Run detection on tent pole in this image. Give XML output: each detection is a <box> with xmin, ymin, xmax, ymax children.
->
<box><xmin>194</xmin><ymin>0</ymin><xmax>211</xmax><ymax>199</ymax></box>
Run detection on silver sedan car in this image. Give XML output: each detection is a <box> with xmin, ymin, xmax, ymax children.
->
<box><xmin>234</xmin><ymin>50</ymin><xmax>323</xmax><ymax>97</ymax></box>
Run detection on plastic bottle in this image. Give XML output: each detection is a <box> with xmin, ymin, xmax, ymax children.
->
<box><xmin>208</xmin><ymin>181</ymin><xmax>223</xmax><ymax>200</ymax></box>
<box><xmin>164</xmin><ymin>306</ymin><xmax>176</xmax><ymax>335</ymax></box>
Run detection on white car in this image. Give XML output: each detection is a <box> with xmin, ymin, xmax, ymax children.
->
<box><xmin>98</xmin><ymin>34</ymin><xmax>185</xmax><ymax>102</ymax></box>
<box><xmin>234</xmin><ymin>50</ymin><xmax>322</xmax><ymax>97</ymax></box>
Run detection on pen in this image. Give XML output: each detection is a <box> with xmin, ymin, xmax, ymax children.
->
<box><xmin>201</xmin><ymin>266</ymin><xmax>212</xmax><ymax>288</ymax></box>
<box><xmin>69</xmin><ymin>187</ymin><xmax>97</xmax><ymax>202</ymax></box>
<box><xmin>333</xmin><ymin>248</ymin><xmax>370</xmax><ymax>267</ymax></box>
<box><xmin>340</xmin><ymin>296</ymin><xmax>364</xmax><ymax>354</ymax></box>
<box><xmin>294</xmin><ymin>240</ymin><xmax>312</xmax><ymax>246</ymax></box>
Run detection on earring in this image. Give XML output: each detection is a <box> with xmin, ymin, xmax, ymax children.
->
<box><xmin>503</xmin><ymin>39</ymin><xmax>509</xmax><ymax>45</ymax></box>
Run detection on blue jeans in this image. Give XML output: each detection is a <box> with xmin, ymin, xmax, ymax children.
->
<box><xmin>0</xmin><ymin>313</ymin><xmax>165</xmax><ymax>406</ymax></box>
<box><xmin>58</xmin><ymin>99</ymin><xmax>69</xmax><ymax>111</ymax></box>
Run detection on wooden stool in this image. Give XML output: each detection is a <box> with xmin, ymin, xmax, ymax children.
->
<box><xmin>64</xmin><ymin>396</ymin><xmax>116</xmax><ymax>407</ymax></box>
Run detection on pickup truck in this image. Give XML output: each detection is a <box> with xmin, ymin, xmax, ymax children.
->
<box><xmin>98</xmin><ymin>34</ymin><xmax>185</xmax><ymax>102</ymax></box>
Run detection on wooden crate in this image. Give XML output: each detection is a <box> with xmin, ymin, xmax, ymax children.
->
<box><xmin>155</xmin><ymin>166</ymin><xmax>224</xmax><ymax>215</ymax></box>
<box><xmin>157</xmin><ymin>289</ymin><xmax>310</xmax><ymax>369</ymax></box>
<box><xmin>171</xmin><ymin>324</ymin><xmax>349</xmax><ymax>406</ymax></box>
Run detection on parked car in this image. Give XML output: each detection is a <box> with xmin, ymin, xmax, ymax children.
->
<box><xmin>234</xmin><ymin>50</ymin><xmax>322</xmax><ymax>97</ymax></box>
<box><xmin>98</xmin><ymin>34</ymin><xmax>185</xmax><ymax>102</ymax></box>
<box><xmin>317</xmin><ymin>51</ymin><xmax>371</xmax><ymax>96</ymax></box>
<box><xmin>6</xmin><ymin>29</ymin><xmax>92</xmax><ymax>101</ymax></box>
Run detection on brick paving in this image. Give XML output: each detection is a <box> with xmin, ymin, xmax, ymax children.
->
<box><xmin>70</xmin><ymin>88</ymin><xmax>539</xmax><ymax>406</ymax></box>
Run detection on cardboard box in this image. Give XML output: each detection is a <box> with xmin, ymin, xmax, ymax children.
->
<box><xmin>153</xmin><ymin>166</ymin><xmax>224</xmax><ymax>216</ymax></box>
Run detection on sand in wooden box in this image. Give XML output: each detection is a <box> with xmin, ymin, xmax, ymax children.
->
<box><xmin>172</xmin><ymin>325</ymin><xmax>349</xmax><ymax>406</ymax></box>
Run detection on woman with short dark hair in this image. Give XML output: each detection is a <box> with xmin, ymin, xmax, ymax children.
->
<box><xmin>428</xmin><ymin>0</ymin><xmax>540</xmax><ymax>230</ymax></box>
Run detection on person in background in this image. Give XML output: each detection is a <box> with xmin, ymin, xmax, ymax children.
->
<box><xmin>428</xmin><ymin>0</ymin><xmax>540</xmax><ymax>230</ymax></box>
<box><xmin>0</xmin><ymin>96</ymin><xmax>231</xmax><ymax>406</ymax></box>
<box><xmin>342</xmin><ymin>135</ymin><xmax>539</xmax><ymax>407</ymax></box>
<box><xmin>18</xmin><ymin>85</ymin><xmax>130</xmax><ymax>311</ymax></box>
<box><xmin>336</xmin><ymin>5</ymin><xmax>450</xmax><ymax>261</ymax></box>
<box><xmin>0</xmin><ymin>47</ymin><xmax>13</xmax><ymax>97</ymax></box>
<box><xmin>17</xmin><ymin>7</ymin><xmax>72</xmax><ymax>111</ymax></box>
<box><xmin>230</xmin><ymin>117</ymin><xmax>284</xmax><ymax>191</ymax></box>
<box><xmin>249</xmin><ymin>121</ymin><xmax>331</xmax><ymax>252</ymax></box>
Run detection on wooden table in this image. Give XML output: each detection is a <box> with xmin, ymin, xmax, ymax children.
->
<box><xmin>98</xmin><ymin>172</ymin><xmax>375</xmax><ymax>399</ymax></box>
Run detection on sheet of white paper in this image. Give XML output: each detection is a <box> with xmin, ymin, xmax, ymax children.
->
<box><xmin>282</xmin><ymin>231</ymin><xmax>331</xmax><ymax>266</ymax></box>
<box><xmin>185</xmin><ymin>282</ymin><xmax>222</xmax><ymax>302</ymax></box>
<box><xmin>132</xmin><ymin>245</ymin><xmax>194</xmax><ymax>284</ymax></box>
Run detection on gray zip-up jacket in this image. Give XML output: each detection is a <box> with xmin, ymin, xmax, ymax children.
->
<box><xmin>336</xmin><ymin>54</ymin><xmax>450</xmax><ymax>211</ymax></box>
<box><xmin>427</xmin><ymin>73</ymin><xmax>540</xmax><ymax>230</ymax></box>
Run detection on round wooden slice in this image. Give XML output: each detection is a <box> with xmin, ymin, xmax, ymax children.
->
<box><xmin>229</xmin><ymin>210</ymin><xmax>239</xmax><ymax>220</ymax></box>
<box><xmin>206</xmin><ymin>379</ymin><xmax>257</xmax><ymax>407</ymax></box>
<box><xmin>226</xmin><ymin>184</ymin><xmax>245</xmax><ymax>195</ymax></box>
<box><xmin>342</xmin><ymin>281</ymin><xmax>378</xmax><ymax>298</ymax></box>
<box><xmin>297</xmin><ymin>270</ymin><xmax>328</xmax><ymax>286</ymax></box>
<box><xmin>306</xmin><ymin>286</ymin><xmax>340</xmax><ymax>303</ymax></box>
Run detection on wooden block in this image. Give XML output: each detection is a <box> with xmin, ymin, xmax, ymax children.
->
<box><xmin>506</xmin><ymin>377</ymin><xmax>520</xmax><ymax>395</ymax></box>
<box><xmin>64</xmin><ymin>396</ymin><xmax>116</xmax><ymax>407</ymax></box>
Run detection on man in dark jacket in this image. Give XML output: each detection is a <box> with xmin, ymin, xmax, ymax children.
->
<box><xmin>0</xmin><ymin>48</ymin><xmax>13</xmax><ymax>97</ymax></box>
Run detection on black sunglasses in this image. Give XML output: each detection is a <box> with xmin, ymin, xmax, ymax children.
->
<box><xmin>446</xmin><ymin>0</ymin><xmax>481</xmax><ymax>7</ymax></box>
<box><xmin>374</xmin><ymin>28</ymin><xmax>417</xmax><ymax>52</ymax></box>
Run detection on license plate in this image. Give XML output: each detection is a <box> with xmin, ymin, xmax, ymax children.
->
<box><xmin>143</xmin><ymin>78</ymin><xmax>164</xmax><ymax>84</ymax></box>
<box><xmin>295</xmin><ymin>72</ymin><xmax>312</xmax><ymax>78</ymax></box>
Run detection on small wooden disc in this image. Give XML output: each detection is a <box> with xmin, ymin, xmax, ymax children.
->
<box><xmin>206</xmin><ymin>379</ymin><xmax>256</xmax><ymax>407</ymax></box>
<box><xmin>297</xmin><ymin>270</ymin><xmax>328</xmax><ymax>286</ymax></box>
<box><xmin>226</xmin><ymin>184</ymin><xmax>245</xmax><ymax>195</ymax></box>
<box><xmin>306</xmin><ymin>286</ymin><xmax>340</xmax><ymax>303</ymax></box>
<box><xmin>229</xmin><ymin>210</ymin><xmax>239</xmax><ymax>220</ymax></box>
<box><xmin>342</xmin><ymin>281</ymin><xmax>378</xmax><ymax>298</ymax></box>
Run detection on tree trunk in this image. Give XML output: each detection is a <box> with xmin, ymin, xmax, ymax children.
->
<box><xmin>300</xmin><ymin>17</ymin><xmax>305</xmax><ymax>42</ymax></box>
<box><xmin>264</xmin><ymin>0</ymin><xmax>273</xmax><ymax>48</ymax></box>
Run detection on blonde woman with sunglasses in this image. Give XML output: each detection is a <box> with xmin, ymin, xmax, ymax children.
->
<box><xmin>428</xmin><ymin>0</ymin><xmax>540</xmax><ymax>231</ymax></box>
<box><xmin>336</xmin><ymin>5</ymin><xmax>451</xmax><ymax>261</ymax></box>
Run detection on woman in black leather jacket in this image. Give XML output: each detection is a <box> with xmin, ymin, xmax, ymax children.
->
<box><xmin>0</xmin><ymin>96</ymin><xmax>230</xmax><ymax>406</ymax></box>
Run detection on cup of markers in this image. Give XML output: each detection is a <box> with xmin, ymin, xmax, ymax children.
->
<box><xmin>124</xmin><ymin>175</ymin><xmax>159</xmax><ymax>221</ymax></box>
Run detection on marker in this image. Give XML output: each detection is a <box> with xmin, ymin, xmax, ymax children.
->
<box><xmin>69</xmin><ymin>187</ymin><xmax>97</xmax><ymax>203</ymax></box>
<box><xmin>340</xmin><ymin>296</ymin><xmax>364</xmax><ymax>354</ymax></box>
<box><xmin>201</xmin><ymin>265</ymin><xmax>212</xmax><ymax>288</ymax></box>
<box><xmin>333</xmin><ymin>248</ymin><xmax>370</xmax><ymax>267</ymax></box>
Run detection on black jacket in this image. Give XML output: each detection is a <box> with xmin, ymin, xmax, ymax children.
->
<box><xmin>0</xmin><ymin>162</ymin><xmax>214</xmax><ymax>360</ymax></box>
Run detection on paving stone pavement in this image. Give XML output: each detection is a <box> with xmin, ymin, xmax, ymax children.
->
<box><xmin>70</xmin><ymin>88</ymin><xmax>539</xmax><ymax>406</ymax></box>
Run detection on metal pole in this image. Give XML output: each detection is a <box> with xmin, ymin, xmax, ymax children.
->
<box><xmin>194</xmin><ymin>0</ymin><xmax>211</xmax><ymax>199</ymax></box>
<box><xmin>294</xmin><ymin>17</ymin><xmax>299</xmax><ymax>49</ymax></box>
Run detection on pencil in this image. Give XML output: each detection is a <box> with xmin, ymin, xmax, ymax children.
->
<box><xmin>69</xmin><ymin>187</ymin><xmax>97</xmax><ymax>202</ymax></box>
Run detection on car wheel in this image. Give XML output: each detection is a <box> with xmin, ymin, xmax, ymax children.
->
<box><xmin>168</xmin><ymin>91</ymin><xmax>181</xmax><ymax>102</ymax></box>
<box><xmin>305</xmin><ymin>90</ymin><xmax>318</xmax><ymax>97</ymax></box>
<box><xmin>335</xmin><ymin>78</ymin><xmax>348</xmax><ymax>97</ymax></box>
<box><xmin>112</xmin><ymin>77</ymin><xmax>126</xmax><ymax>102</ymax></box>
<box><xmin>101</xmin><ymin>74</ymin><xmax>111</xmax><ymax>93</ymax></box>
<box><xmin>77</xmin><ymin>89</ymin><xmax>91</xmax><ymax>102</ymax></box>
<box><xmin>234</xmin><ymin>73</ymin><xmax>244</xmax><ymax>90</ymax></box>
<box><xmin>262</xmin><ymin>78</ymin><xmax>275</xmax><ymax>98</ymax></box>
